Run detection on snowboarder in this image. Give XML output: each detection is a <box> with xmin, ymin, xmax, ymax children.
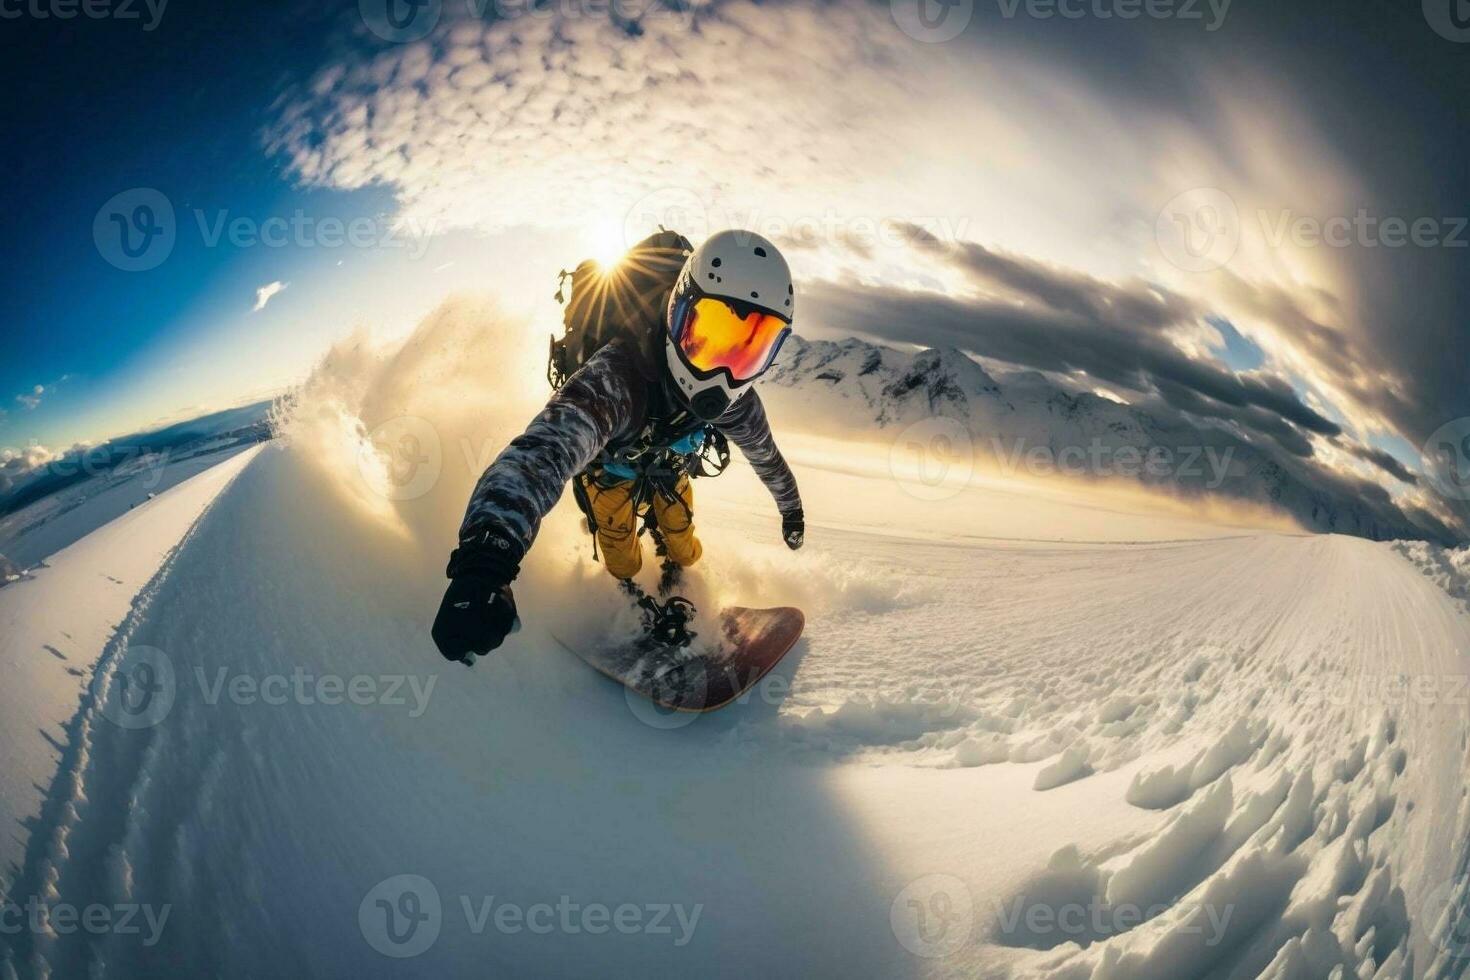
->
<box><xmin>431</xmin><ymin>230</ymin><xmax>805</xmax><ymax>664</ymax></box>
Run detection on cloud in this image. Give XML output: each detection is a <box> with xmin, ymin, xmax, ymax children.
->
<box><xmin>15</xmin><ymin>384</ymin><xmax>44</xmax><ymax>410</ymax></box>
<box><xmin>262</xmin><ymin>0</ymin><xmax>1468</xmax><ymax>538</ymax></box>
<box><xmin>0</xmin><ymin>444</ymin><xmax>60</xmax><ymax>496</ymax></box>
<box><xmin>1344</xmin><ymin>444</ymin><xmax>1418</xmax><ymax>486</ymax></box>
<box><xmin>253</xmin><ymin>281</ymin><xmax>289</xmax><ymax>312</ymax></box>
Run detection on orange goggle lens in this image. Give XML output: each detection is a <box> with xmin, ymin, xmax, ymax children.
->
<box><xmin>676</xmin><ymin>298</ymin><xmax>790</xmax><ymax>382</ymax></box>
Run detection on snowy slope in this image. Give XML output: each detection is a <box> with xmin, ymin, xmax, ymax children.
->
<box><xmin>3</xmin><ymin>305</ymin><xmax>1467</xmax><ymax>979</ymax></box>
<box><xmin>4</xmin><ymin>439</ymin><xmax>1468</xmax><ymax>979</ymax></box>
<box><xmin>0</xmin><ymin>448</ymin><xmax>261</xmax><ymax>889</ymax></box>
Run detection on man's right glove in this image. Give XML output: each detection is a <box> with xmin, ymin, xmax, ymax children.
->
<box><xmin>432</xmin><ymin>576</ymin><xmax>518</xmax><ymax>665</ymax></box>
<box><xmin>782</xmin><ymin>509</ymin><xmax>805</xmax><ymax>550</ymax></box>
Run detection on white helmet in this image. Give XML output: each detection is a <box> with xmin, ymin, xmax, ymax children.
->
<box><xmin>664</xmin><ymin>230</ymin><xmax>795</xmax><ymax>421</ymax></box>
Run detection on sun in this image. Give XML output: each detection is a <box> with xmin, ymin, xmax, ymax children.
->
<box><xmin>587</xmin><ymin>218</ymin><xmax>630</xmax><ymax>267</ymax></box>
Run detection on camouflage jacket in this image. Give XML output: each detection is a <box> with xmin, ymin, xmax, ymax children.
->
<box><xmin>448</xmin><ymin>339</ymin><xmax>801</xmax><ymax>581</ymax></box>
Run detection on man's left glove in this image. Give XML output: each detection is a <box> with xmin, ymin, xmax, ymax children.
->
<box><xmin>432</xmin><ymin>576</ymin><xmax>518</xmax><ymax>665</ymax></box>
<box><xmin>782</xmin><ymin>510</ymin><xmax>805</xmax><ymax>550</ymax></box>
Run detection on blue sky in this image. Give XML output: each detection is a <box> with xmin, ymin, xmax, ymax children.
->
<box><xmin>3</xmin><ymin>2</ymin><xmax>336</xmax><ymax>448</ymax></box>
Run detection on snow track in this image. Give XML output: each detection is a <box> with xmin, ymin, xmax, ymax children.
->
<box><xmin>5</xmin><ymin>405</ymin><xmax>1469</xmax><ymax>976</ymax></box>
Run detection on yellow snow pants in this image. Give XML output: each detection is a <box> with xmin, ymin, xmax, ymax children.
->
<box><xmin>581</xmin><ymin>474</ymin><xmax>703</xmax><ymax>580</ymax></box>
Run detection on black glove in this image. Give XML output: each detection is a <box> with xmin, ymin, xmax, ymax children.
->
<box><xmin>432</xmin><ymin>575</ymin><xmax>518</xmax><ymax>664</ymax></box>
<box><xmin>782</xmin><ymin>510</ymin><xmax>805</xmax><ymax>550</ymax></box>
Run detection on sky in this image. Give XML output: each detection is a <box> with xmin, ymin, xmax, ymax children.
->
<box><xmin>4</xmin><ymin>0</ymin><xmax>1468</xmax><ymax>536</ymax></box>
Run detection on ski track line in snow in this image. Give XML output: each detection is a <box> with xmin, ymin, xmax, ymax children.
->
<box><xmin>1</xmin><ymin>449</ymin><xmax>263</xmax><ymax>980</ymax></box>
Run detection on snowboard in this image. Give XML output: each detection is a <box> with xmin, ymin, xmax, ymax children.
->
<box><xmin>558</xmin><ymin>606</ymin><xmax>804</xmax><ymax>713</ymax></box>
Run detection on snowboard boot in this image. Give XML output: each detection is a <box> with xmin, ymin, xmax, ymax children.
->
<box><xmin>657</xmin><ymin>557</ymin><xmax>683</xmax><ymax>596</ymax></box>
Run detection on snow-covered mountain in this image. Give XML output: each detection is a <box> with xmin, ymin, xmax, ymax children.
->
<box><xmin>762</xmin><ymin>336</ymin><xmax>1445</xmax><ymax>543</ymax></box>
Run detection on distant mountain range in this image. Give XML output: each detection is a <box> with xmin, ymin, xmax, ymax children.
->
<box><xmin>763</xmin><ymin>335</ymin><xmax>1450</xmax><ymax>544</ymax></box>
<box><xmin>0</xmin><ymin>401</ymin><xmax>274</xmax><ymax>518</ymax></box>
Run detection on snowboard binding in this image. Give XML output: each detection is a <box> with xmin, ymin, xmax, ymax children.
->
<box><xmin>637</xmin><ymin>594</ymin><xmax>698</xmax><ymax>649</ymax></box>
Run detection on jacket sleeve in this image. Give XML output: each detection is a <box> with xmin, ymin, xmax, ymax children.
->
<box><xmin>449</xmin><ymin>344</ymin><xmax>641</xmax><ymax>580</ymax></box>
<box><xmin>716</xmin><ymin>391</ymin><xmax>802</xmax><ymax>519</ymax></box>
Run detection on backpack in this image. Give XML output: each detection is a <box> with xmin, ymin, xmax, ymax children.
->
<box><xmin>547</xmin><ymin>228</ymin><xmax>693</xmax><ymax>391</ymax></box>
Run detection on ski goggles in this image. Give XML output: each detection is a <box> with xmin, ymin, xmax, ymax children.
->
<box><xmin>670</xmin><ymin>296</ymin><xmax>791</xmax><ymax>383</ymax></box>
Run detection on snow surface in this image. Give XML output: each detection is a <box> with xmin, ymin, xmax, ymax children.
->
<box><xmin>0</xmin><ymin>448</ymin><xmax>261</xmax><ymax>886</ymax></box>
<box><xmin>3</xmin><ymin>302</ymin><xmax>1469</xmax><ymax>979</ymax></box>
